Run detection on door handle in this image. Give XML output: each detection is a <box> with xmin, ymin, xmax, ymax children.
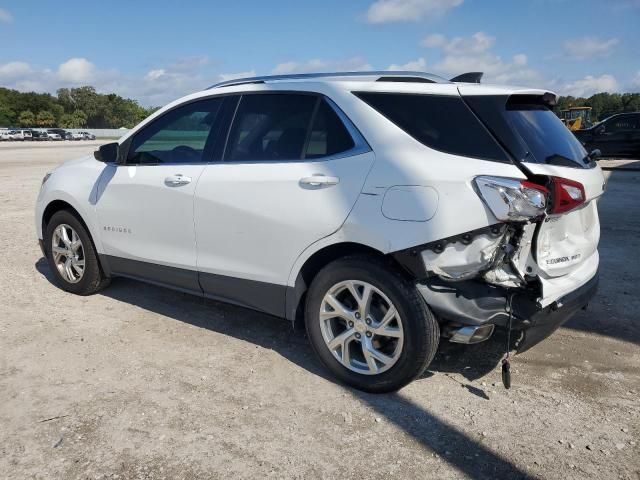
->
<box><xmin>299</xmin><ymin>175</ymin><xmax>340</xmax><ymax>187</ymax></box>
<box><xmin>164</xmin><ymin>174</ymin><xmax>192</xmax><ymax>187</ymax></box>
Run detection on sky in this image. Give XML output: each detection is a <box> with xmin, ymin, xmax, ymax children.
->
<box><xmin>0</xmin><ymin>0</ymin><xmax>638</xmax><ymax>106</ymax></box>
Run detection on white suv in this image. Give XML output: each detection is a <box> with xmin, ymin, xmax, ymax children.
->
<box><xmin>36</xmin><ymin>71</ymin><xmax>604</xmax><ymax>392</ymax></box>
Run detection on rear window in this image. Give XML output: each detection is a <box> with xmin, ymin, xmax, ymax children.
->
<box><xmin>354</xmin><ymin>92</ymin><xmax>509</xmax><ymax>162</ymax></box>
<box><xmin>464</xmin><ymin>94</ymin><xmax>592</xmax><ymax>169</ymax></box>
<box><xmin>505</xmin><ymin>103</ymin><xmax>588</xmax><ymax>168</ymax></box>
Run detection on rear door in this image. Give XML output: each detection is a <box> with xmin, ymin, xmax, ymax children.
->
<box><xmin>194</xmin><ymin>92</ymin><xmax>374</xmax><ymax>316</ymax></box>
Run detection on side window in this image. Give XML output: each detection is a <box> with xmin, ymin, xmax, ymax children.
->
<box><xmin>304</xmin><ymin>100</ymin><xmax>355</xmax><ymax>159</ymax></box>
<box><xmin>355</xmin><ymin>92</ymin><xmax>508</xmax><ymax>162</ymax></box>
<box><xmin>225</xmin><ymin>94</ymin><xmax>317</xmax><ymax>161</ymax></box>
<box><xmin>128</xmin><ymin>98</ymin><xmax>223</xmax><ymax>165</ymax></box>
<box><xmin>608</xmin><ymin>116</ymin><xmax>639</xmax><ymax>132</ymax></box>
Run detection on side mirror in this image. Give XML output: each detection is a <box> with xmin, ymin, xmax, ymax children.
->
<box><xmin>595</xmin><ymin>126</ymin><xmax>605</xmax><ymax>135</ymax></box>
<box><xmin>94</xmin><ymin>142</ymin><xmax>120</xmax><ymax>163</ymax></box>
<box><xmin>588</xmin><ymin>149</ymin><xmax>602</xmax><ymax>160</ymax></box>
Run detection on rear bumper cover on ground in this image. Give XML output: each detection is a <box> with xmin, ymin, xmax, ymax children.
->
<box><xmin>417</xmin><ymin>271</ymin><xmax>599</xmax><ymax>352</ymax></box>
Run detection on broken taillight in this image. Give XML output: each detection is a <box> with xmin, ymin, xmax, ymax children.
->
<box><xmin>474</xmin><ymin>176</ymin><xmax>548</xmax><ymax>222</ymax></box>
<box><xmin>474</xmin><ymin>175</ymin><xmax>587</xmax><ymax>221</ymax></box>
<box><xmin>548</xmin><ymin>176</ymin><xmax>586</xmax><ymax>214</ymax></box>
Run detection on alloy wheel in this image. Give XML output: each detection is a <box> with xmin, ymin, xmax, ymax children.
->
<box><xmin>51</xmin><ymin>224</ymin><xmax>85</xmax><ymax>284</ymax></box>
<box><xmin>319</xmin><ymin>280</ymin><xmax>404</xmax><ymax>375</ymax></box>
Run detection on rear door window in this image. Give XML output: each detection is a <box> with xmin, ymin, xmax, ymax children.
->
<box><xmin>224</xmin><ymin>93</ymin><xmax>317</xmax><ymax>162</ymax></box>
<box><xmin>354</xmin><ymin>92</ymin><xmax>508</xmax><ymax>162</ymax></box>
<box><xmin>304</xmin><ymin>99</ymin><xmax>355</xmax><ymax>159</ymax></box>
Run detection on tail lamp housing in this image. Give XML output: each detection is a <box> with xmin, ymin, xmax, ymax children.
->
<box><xmin>474</xmin><ymin>176</ymin><xmax>549</xmax><ymax>221</ymax></box>
<box><xmin>474</xmin><ymin>175</ymin><xmax>586</xmax><ymax>221</ymax></box>
<box><xmin>548</xmin><ymin>176</ymin><xmax>586</xmax><ymax>214</ymax></box>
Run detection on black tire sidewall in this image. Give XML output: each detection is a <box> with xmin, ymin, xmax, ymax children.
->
<box><xmin>305</xmin><ymin>256</ymin><xmax>439</xmax><ymax>393</ymax></box>
<box><xmin>44</xmin><ymin>210</ymin><xmax>103</xmax><ymax>295</ymax></box>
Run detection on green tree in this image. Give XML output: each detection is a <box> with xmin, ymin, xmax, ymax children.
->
<box><xmin>59</xmin><ymin>110</ymin><xmax>87</xmax><ymax>128</ymax></box>
<box><xmin>0</xmin><ymin>104</ymin><xmax>15</xmax><ymax>126</ymax></box>
<box><xmin>17</xmin><ymin>110</ymin><xmax>35</xmax><ymax>127</ymax></box>
<box><xmin>71</xmin><ymin>109</ymin><xmax>87</xmax><ymax>128</ymax></box>
<box><xmin>36</xmin><ymin>110</ymin><xmax>56</xmax><ymax>127</ymax></box>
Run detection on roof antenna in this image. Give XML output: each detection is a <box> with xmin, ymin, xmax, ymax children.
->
<box><xmin>450</xmin><ymin>72</ymin><xmax>483</xmax><ymax>84</ymax></box>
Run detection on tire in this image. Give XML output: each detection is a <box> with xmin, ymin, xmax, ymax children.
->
<box><xmin>305</xmin><ymin>255</ymin><xmax>439</xmax><ymax>393</ymax></box>
<box><xmin>44</xmin><ymin>209</ymin><xmax>110</xmax><ymax>295</ymax></box>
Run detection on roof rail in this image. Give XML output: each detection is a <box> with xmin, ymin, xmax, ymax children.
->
<box><xmin>208</xmin><ymin>71</ymin><xmax>450</xmax><ymax>89</ymax></box>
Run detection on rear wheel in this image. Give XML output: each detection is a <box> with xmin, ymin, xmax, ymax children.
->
<box><xmin>305</xmin><ymin>255</ymin><xmax>439</xmax><ymax>393</ymax></box>
<box><xmin>44</xmin><ymin>210</ymin><xmax>109</xmax><ymax>295</ymax></box>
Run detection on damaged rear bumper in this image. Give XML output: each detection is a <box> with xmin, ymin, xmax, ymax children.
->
<box><xmin>416</xmin><ymin>271</ymin><xmax>598</xmax><ymax>352</ymax></box>
<box><xmin>516</xmin><ymin>272</ymin><xmax>598</xmax><ymax>352</ymax></box>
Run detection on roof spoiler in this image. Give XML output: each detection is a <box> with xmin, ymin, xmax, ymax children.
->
<box><xmin>450</xmin><ymin>72</ymin><xmax>483</xmax><ymax>84</ymax></box>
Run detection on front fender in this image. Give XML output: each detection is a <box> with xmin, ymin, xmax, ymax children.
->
<box><xmin>35</xmin><ymin>156</ymin><xmax>107</xmax><ymax>254</ymax></box>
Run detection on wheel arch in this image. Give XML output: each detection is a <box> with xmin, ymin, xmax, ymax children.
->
<box><xmin>41</xmin><ymin>199</ymin><xmax>110</xmax><ymax>276</ymax></box>
<box><xmin>285</xmin><ymin>241</ymin><xmax>408</xmax><ymax>325</ymax></box>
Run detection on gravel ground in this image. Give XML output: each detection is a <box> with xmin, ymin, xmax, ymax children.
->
<box><xmin>0</xmin><ymin>142</ymin><xmax>638</xmax><ymax>480</ymax></box>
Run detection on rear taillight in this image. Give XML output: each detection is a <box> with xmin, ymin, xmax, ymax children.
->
<box><xmin>474</xmin><ymin>176</ymin><xmax>548</xmax><ymax>222</ymax></box>
<box><xmin>549</xmin><ymin>176</ymin><xmax>585</xmax><ymax>214</ymax></box>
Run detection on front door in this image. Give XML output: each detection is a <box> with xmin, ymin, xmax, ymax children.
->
<box><xmin>194</xmin><ymin>93</ymin><xmax>374</xmax><ymax>316</ymax></box>
<box><xmin>96</xmin><ymin>97</ymin><xmax>225</xmax><ymax>291</ymax></box>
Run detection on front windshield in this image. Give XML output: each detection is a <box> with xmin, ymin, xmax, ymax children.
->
<box><xmin>506</xmin><ymin>105</ymin><xmax>590</xmax><ymax>168</ymax></box>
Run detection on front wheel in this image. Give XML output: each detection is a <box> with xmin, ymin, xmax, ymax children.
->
<box><xmin>305</xmin><ymin>255</ymin><xmax>439</xmax><ymax>393</ymax></box>
<box><xmin>44</xmin><ymin>210</ymin><xmax>110</xmax><ymax>295</ymax></box>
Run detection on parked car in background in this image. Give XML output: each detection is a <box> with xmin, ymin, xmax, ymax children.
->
<box><xmin>80</xmin><ymin>131</ymin><xmax>96</xmax><ymax>140</ymax></box>
<box><xmin>48</xmin><ymin>128</ymin><xmax>72</xmax><ymax>140</ymax></box>
<box><xmin>574</xmin><ymin>112</ymin><xmax>640</xmax><ymax>158</ymax></box>
<box><xmin>0</xmin><ymin>129</ymin><xmax>10</xmax><ymax>141</ymax></box>
<box><xmin>47</xmin><ymin>129</ymin><xmax>70</xmax><ymax>140</ymax></box>
<box><xmin>10</xmin><ymin>129</ymin><xmax>33</xmax><ymax>141</ymax></box>
<box><xmin>70</xmin><ymin>132</ymin><xmax>85</xmax><ymax>141</ymax></box>
<box><xmin>46</xmin><ymin>130</ymin><xmax>62</xmax><ymax>141</ymax></box>
<box><xmin>31</xmin><ymin>130</ymin><xmax>49</xmax><ymax>141</ymax></box>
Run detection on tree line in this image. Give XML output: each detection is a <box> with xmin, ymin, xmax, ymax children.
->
<box><xmin>1</xmin><ymin>85</ymin><xmax>639</xmax><ymax>129</ymax></box>
<box><xmin>0</xmin><ymin>86</ymin><xmax>158</xmax><ymax>129</ymax></box>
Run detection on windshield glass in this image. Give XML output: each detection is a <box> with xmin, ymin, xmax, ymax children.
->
<box><xmin>506</xmin><ymin>105</ymin><xmax>589</xmax><ymax>168</ymax></box>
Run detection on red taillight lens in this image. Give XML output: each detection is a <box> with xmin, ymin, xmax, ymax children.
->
<box><xmin>549</xmin><ymin>177</ymin><xmax>586</xmax><ymax>214</ymax></box>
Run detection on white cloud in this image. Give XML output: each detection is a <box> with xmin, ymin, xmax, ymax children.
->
<box><xmin>0</xmin><ymin>61</ymin><xmax>32</xmax><ymax>79</ymax></box>
<box><xmin>0</xmin><ymin>57</ymin><xmax>210</xmax><ymax>106</ymax></box>
<box><xmin>631</xmin><ymin>71</ymin><xmax>640</xmax><ymax>90</ymax></box>
<box><xmin>365</xmin><ymin>0</ymin><xmax>462</xmax><ymax>24</ymax></box>
<box><xmin>421</xmin><ymin>31</ymin><xmax>494</xmax><ymax>55</ymax></box>
<box><xmin>57</xmin><ymin>58</ymin><xmax>98</xmax><ymax>83</ymax></box>
<box><xmin>562</xmin><ymin>36</ymin><xmax>619</xmax><ymax>60</ymax></box>
<box><xmin>272</xmin><ymin>57</ymin><xmax>372</xmax><ymax>75</ymax></box>
<box><xmin>217</xmin><ymin>70</ymin><xmax>257</xmax><ymax>82</ymax></box>
<box><xmin>0</xmin><ymin>8</ymin><xmax>13</xmax><ymax>23</ymax></box>
<box><xmin>421</xmin><ymin>32</ymin><xmax>540</xmax><ymax>85</ymax></box>
<box><xmin>387</xmin><ymin>57</ymin><xmax>427</xmax><ymax>71</ymax></box>
<box><xmin>561</xmin><ymin>74</ymin><xmax>620</xmax><ymax>97</ymax></box>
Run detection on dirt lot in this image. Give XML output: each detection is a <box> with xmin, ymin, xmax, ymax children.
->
<box><xmin>0</xmin><ymin>141</ymin><xmax>638</xmax><ymax>480</ymax></box>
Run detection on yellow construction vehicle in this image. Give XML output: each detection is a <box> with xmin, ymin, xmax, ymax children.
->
<box><xmin>559</xmin><ymin>106</ymin><xmax>592</xmax><ymax>131</ymax></box>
